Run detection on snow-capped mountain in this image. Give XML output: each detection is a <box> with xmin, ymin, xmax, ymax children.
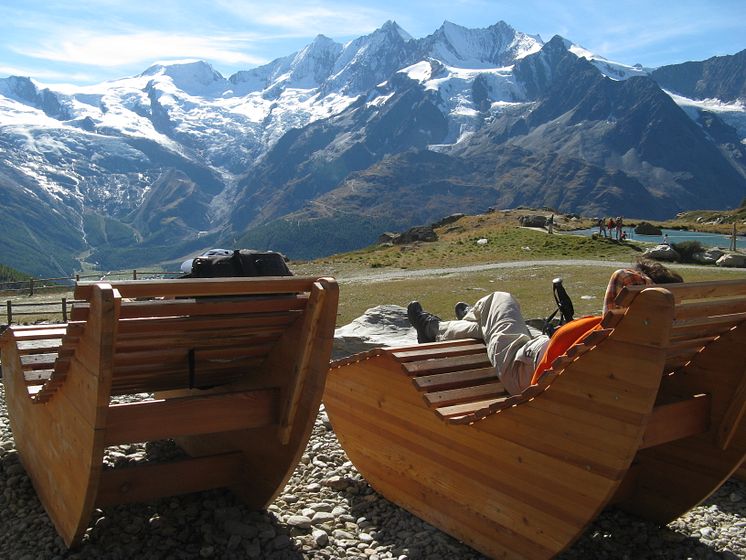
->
<box><xmin>1</xmin><ymin>20</ymin><xmax>745</xmax><ymax>276</ymax></box>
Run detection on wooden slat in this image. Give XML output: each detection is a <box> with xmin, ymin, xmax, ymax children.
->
<box><xmin>640</xmin><ymin>394</ymin><xmax>711</xmax><ymax>449</ymax></box>
<box><xmin>278</xmin><ymin>281</ymin><xmax>326</xmax><ymax>444</ymax></box>
<box><xmin>24</xmin><ymin>370</ymin><xmax>53</xmax><ymax>385</ymax></box>
<box><xmin>113</xmin><ymin>311</ymin><xmax>298</xmax><ymax>335</ymax></box>
<box><xmin>413</xmin><ymin>367</ymin><xmax>497</xmax><ymax>391</ymax></box>
<box><xmin>17</xmin><ymin>342</ymin><xmax>62</xmax><ymax>355</ymax></box>
<box><xmin>71</xmin><ymin>294</ymin><xmax>309</xmax><ymax>321</ymax></box>
<box><xmin>424</xmin><ymin>381</ymin><xmax>507</xmax><ymax>407</ymax></box>
<box><xmin>671</xmin><ymin>317</ymin><xmax>743</xmax><ymax>342</ymax></box>
<box><xmin>104</xmin><ymin>389</ymin><xmax>277</xmax><ymax>445</ymax></box>
<box><xmin>392</xmin><ymin>343</ymin><xmax>487</xmax><ymax>362</ymax></box>
<box><xmin>8</xmin><ymin>327</ymin><xmax>68</xmax><ymax>340</ymax></box>
<box><xmin>674</xmin><ymin>297</ymin><xmax>746</xmax><ymax>320</ymax></box>
<box><xmin>403</xmin><ymin>353</ymin><xmax>493</xmax><ymax>375</ymax></box>
<box><xmin>111</xmin><ymin>343</ymin><xmax>274</xmax><ymax>367</ymax></box>
<box><xmin>75</xmin><ymin>276</ymin><xmax>319</xmax><ymax>300</ymax></box>
<box><xmin>111</xmin><ymin>333</ymin><xmax>279</xmax><ymax>353</ymax></box>
<box><xmin>616</xmin><ymin>279</ymin><xmax>746</xmax><ymax>307</ymax></box>
<box><xmin>20</xmin><ymin>354</ymin><xmax>59</xmax><ymax>370</ymax></box>
<box><xmin>436</xmin><ymin>396</ymin><xmax>510</xmax><ymax>419</ymax></box>
<box><xmin>95</xmin><ymin>452</ymin><xmax>245</xmax><ymax>506</ymax></box>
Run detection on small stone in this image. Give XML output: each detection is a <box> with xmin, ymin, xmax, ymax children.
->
<box><xmin>311</xmin><ymin>512</ymin><xmax>335</xmax><ymax>525</ymax></box>
<box><xmin>287</xmin><ymin>515</ymin><xmax>312</xmax><ymax>529</ymax></box>
<box><xmin>312</xmin><ymin>529</ymin><xmax>329</xmax><ymax>546</ymax></box>
<box><xmin>333</xmin><ymin>529</ymin><xmax>355</xmax><ymax>540</ymax></box>
<box><xmin>323</xmin><ymin>476</ymin><xmax>349</xmax><ymax>490</ymax></box>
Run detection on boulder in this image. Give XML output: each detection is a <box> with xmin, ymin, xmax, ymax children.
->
<box><xmin>692</xmin><ymin>248</ymin><xmax>725</xmax><ymax>264</ymax></box>
<box><xmin>394</xmin><ymin>225</ymin><xmax>437</xmax><ymax>244</ymax></box>
<box><xmin>377</xmin><ymin>232</ymin><xmax>399</xmax><ymax>244</ymax></box>
<box><xmin>518</xmin><ymin>215</ymin><xmax>547</xmax><ymax>228</ymax></box>
<box><xmin>333</xmin><ymin>304</ymin><xmax>416</xmax><ymax>359</ymax></box>
<box><xmin>635</xmin><ymin>221</ymin><xmax>662</xmax><ymax>235</ymax></box>
<box><xmin>642</xmin><ymin>244</ymin><xmax>680</xmax><ymax>261</ymax></box>
<box><xmin>716</xmin><ymin>253</ymin><xmax>746</xmax><ymax>268</ymax></box>
<box><xmin>432</xmin><ymin>213</ymin><xmax>465</xmax><ymax>228</ymax></box>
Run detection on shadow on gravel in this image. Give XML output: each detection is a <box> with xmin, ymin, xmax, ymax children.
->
<box><xmin>0</xmin><ymin>447</ymin><xmax>306</xmax><ymax>560</ymax></box>
<box><xmin>341</xmin><ymin>476</ymin><xmax>744</xmax><ymax>560</ymax></box>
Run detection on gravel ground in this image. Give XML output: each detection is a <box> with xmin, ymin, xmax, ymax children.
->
<box><xmin>1</xmin><ymin>382</ymin><xmax>745</xmax><ymax>560</ymax></box>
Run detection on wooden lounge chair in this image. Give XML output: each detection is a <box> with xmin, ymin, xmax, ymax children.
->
<box><xmin>325</xmin><ymin>279</ymin><xmax>746</xmax><ymax>559</ymax></box>
<box><xmin>1</xmin><ymin>276</ymin><xmax>338</xmax><ymax>547</ymax></box>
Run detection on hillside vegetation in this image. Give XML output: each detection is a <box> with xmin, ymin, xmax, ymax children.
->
<box><xmin>3</xmin><ymin>208</ymin><xmax>743</xmax><ymax>326</ymax></box>
<box><xmin>0</xmin><ymin>263</ymin><xmax>31</xmax><ymax>284</ymax></box>
<box><xmin>292</xmin><ymin>209</ymin><xmax>744</xmax><ymax>325</ymax></box>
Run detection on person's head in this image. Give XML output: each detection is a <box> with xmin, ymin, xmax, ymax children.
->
<box><xmin>634</xmin><ymin>258</ymin><xmax>683</xmax><ymax>284</ymax></box>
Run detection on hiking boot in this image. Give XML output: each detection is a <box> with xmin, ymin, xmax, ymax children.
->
<box><xmin>407</xmin><ymin>301</ymin><xmax>441</xmax><ymax>343</ymax></box>
<box><xmin>454</xmin><ymin>302</ymin><xmax>471</xmax><ymax>320</ymax></box>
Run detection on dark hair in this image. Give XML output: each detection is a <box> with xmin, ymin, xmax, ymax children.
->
<box><xmin>634</xmin><ymin>258</ymin><xmax>683</xmax><ymax>284</ymax></box>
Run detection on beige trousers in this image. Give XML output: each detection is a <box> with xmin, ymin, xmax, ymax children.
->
<box><xmin>437</xmin><ymin>292</ymin><xmax>549</xmax><ymax>395</ymax></box>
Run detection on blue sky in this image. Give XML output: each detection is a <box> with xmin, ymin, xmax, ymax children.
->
<box><xmin>2</xmin><ymin>0</ymin><xmax>745</xmax><ymax>85</ymax></box>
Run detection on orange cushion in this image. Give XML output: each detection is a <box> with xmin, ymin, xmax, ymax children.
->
<box><xmin>531</xmin><ymin>315</ymin><xmax>603</xmax><ymax>385</ymax></box>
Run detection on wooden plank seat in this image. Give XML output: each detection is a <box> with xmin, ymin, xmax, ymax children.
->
<box><xmin>324</xmin><ymin>279</ymin><xmax>746</xmax><ymax>559</ymax></box>
<box><xmin>1</xmin><ymin>276</ymin><xmax>338</xmax><ymax>547</ymax></box>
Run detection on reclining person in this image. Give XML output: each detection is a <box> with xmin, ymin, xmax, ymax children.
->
<box><xmin>407</xmin><ymin>259</ymin><xmax>683</xmax><ymax>396</ymax></box>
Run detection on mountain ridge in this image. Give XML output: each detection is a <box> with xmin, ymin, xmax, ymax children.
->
<box><xmin>0</xmin><ymin>20</ymin><xmax>744</xmax><ymax>276</ymax></box>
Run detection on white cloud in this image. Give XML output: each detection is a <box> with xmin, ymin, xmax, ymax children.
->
<box><xmin>213</xmin><ymin>0</ymin><xmax>387</xmax><ymax>37</ymax></box>
<box><xmin>13</xmin><ymin>31</ymin><xmax>267</xmax><ymax>68</ymax></box>
<box><xmin>0</xmin><ymin>64</ymin><xmax>97</xmax><ymax>83</ymax></box>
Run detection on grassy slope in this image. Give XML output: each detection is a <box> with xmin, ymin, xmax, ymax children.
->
<box><xmin>292</xmin><ymin>210</ymin><xmax>745</xmax><ymax>325</ymax></box>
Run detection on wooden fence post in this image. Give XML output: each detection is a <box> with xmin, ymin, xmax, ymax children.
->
<box><xmin>62</xmin><ymin>298</ymin><xmax>68</xmax><ymax>322</ymax></box>
<box><xmin>133</xmin><ymin>269</ymin><xmax>138</xmax><ymax>280</ymax></box>
<box><xmin>29</xmin><ymin>279</ymin><xmax>34</xmax><ymax>296</ymax></box>
<box><xmin>6</xmin><ymin>300</ymin><xmax>11</xmax><ymax>324</ymax></box>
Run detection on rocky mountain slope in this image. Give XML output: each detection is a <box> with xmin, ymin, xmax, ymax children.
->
<box><xmin>1</xmin><ymin>20</ymin><xmax>744</xmax><ymax>275</ymax></box>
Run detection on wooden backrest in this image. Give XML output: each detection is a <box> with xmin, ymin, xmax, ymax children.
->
<box><xmin>613</xmin><ymin>279</ymin><xmax>746</xmax><ymax>375</ymax></box>
<box><xmin>31</xmin><ymin>277</ymin><xmax>337</xmax><ymax>403</ymax></box>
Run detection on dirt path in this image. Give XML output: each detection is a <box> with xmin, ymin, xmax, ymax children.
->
<box><xmin>337</xmin><ymin>259</ymin><xmax>688</xmax><ymax>284</ymax></box>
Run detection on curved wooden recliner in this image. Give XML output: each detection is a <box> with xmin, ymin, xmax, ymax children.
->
<box><xmin>324</xmin><ymin>279</ymin><xmax>746</xmax><ymax>559</ymax></box>
<box><xmin>1</xmin><ymin>276</ymin><xmax>338</xmax><ymax>547</ymax></box>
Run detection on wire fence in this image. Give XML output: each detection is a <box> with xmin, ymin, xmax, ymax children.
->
<box><xmin>0</xmin><ymin>270</ymin><xmax>180</xmax><ymax>325</ymax></box>
<box><xmin>0</xmin><ymin>270</ymin><xmax>181</xmax><ymax>296</ymax></box>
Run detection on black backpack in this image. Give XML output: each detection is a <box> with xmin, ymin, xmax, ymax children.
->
<box><xmin>182</xmin><ymin>249</ymin><xmax>292</xmax><ymax>278</ymax></box>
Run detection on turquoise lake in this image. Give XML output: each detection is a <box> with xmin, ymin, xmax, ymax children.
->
<box><xmin>569</xmin><ymin>226</ymin><xmax>746</xmax><ymax>250</ymax></box>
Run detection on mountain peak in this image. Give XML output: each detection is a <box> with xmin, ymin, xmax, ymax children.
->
<box><xmin>141</xmin><ymin>60</ymin><xmax>225</xmax><ymax>91</ymax></box>
<box><xmin>421</xmin><ymin>19</ymin><xmax>542</xmax><ymax>68</ymax></box>
<box><xmin>380</xmin><ymin>20</ymin><xmax>413</xmax><ymax>42</ymax></box>
<box><xmin>287</xmin><ymin>35</ymin><xmax>344</xmax><ymax>88</ymax></box>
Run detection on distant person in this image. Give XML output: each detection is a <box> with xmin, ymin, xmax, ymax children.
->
<box><xmin>616</xmin><ymin>217</ymin><xmax>624</xmax><ymax>240</ymax></box>
<box><xmin>663</xmin><ymin>233</ymin><xmax>670</xmax><ymax>245</ymax></box>
<box><xmin>607</xmin><ymin>217</ymin><xmax>616</xmax><ymax>239</ymax></box>
<box><xmin>598</xmin><ymin>218</ymin><xmax>607</xmax><ymax>237</ymax></box>
<box><xmin>547</xmin><ymin>214</ymin><xmax>554</xmax><ymax>234</ymax></box>
<box><xmin>407</xmin><ymin>259</ymin><xmax>683</xmax><ymax>396</ymax></box>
